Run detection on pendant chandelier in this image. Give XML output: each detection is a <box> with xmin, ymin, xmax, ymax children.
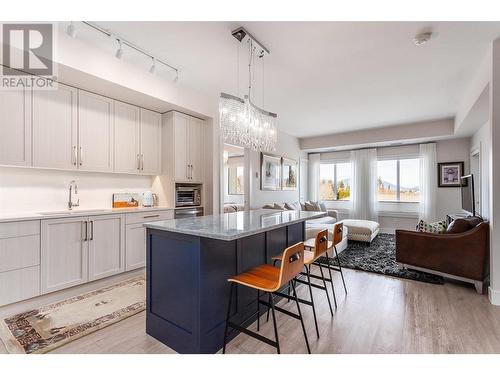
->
<box><xmin>219</xmin><ymin>27</ymin><xmax>277</xmax><ymax>152</ymax></box>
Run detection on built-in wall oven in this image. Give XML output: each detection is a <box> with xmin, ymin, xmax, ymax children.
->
<box><xmin>175</xmin><ymin>183</ymin><xmax>202</xmax><ymax>207</ymax></box>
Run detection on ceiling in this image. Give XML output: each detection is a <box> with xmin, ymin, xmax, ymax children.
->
<box><xmin>64</xmin><ymin>21</ymin><xmax>500</xmax><ymax>138</ymax></box>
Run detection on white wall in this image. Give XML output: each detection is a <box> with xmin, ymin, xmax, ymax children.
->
<box><xmin>0</xmin><ymin>166</ymin><xmax>153</xmax><ymax>213</ymax></box>
<box><xmin>471</xmin><ymin>121</ymin><xmax>491</xmax><ymax>219</ymax></box>
<box><xmin>249</xmin><ymin>131</ymin><xmax>305</xmax><ymax>209</ymax></box>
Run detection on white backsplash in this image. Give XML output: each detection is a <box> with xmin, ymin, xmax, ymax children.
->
<box><xmin>0</xmin><ymin>166</ymin><xmax>154</xmax><ymax>213</ymax></box>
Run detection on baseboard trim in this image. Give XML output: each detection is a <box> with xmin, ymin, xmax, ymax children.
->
<box><xmin>488</xmin><ymin>287</ymin><xmax>500</xmax><ymax>305</ymax></box>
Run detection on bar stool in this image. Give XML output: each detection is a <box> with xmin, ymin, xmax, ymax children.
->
<box><xmin>269</xmin><ymin>229</ymin><xmax>334</xmax><ymax>339</ymax></box>
<box><xmin>222</xmin><ymin>242</ymin><xmax>311</xmax><ymax>354</ymax></box>
<box><xmin>305</xmin><ymin>222</ymin><xmax>347</xmax><ymax>298</ymax></box>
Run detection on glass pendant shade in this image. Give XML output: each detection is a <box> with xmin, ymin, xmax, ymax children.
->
<box><xmin>219</xmin><ymin>92</ymin><xmax>277</xmax><ymax>152</ymax></box>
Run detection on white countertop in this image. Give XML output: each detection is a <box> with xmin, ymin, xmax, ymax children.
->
<box><xmin>144</xmin><ymin>209</ymin><xmax>326</xmax><ymax>241</ymax></box>
<box><xmin>0</xmin><ymin>206</ymin><xmax>175</xmax><ymax>223</ymax></box>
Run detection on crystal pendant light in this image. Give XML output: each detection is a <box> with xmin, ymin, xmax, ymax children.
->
<box><xmin>219</xmin><ymin>28</ymin><xmax>277</xmax><ymax>152</ymax></box>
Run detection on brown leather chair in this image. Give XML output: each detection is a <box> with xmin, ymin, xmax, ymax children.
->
<box><xmin>395</xmin><ymin>217</ymin><xmax>489</xmax><ymax>293</ymax></box>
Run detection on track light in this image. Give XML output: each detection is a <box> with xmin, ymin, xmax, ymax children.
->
<box><xmin>174</xmin><ymin>71</ymin><xmax>179</xmax><ymax>83</ymax></box>
<box><xmin>66</xmin><ymin>22</ymin><xmax>77</xmax><ymax>38</ymax></box>
<box><xmin>149</xmin><ymin>57</ymin><xmax>156</xmax><ymax>74</ymax></box>
<box><xmin>115</xmin><ymin>40</ymin><xmax>123</xmax><ymax>59</ymax></box>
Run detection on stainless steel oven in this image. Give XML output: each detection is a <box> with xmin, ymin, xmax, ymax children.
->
<box><xmin>174</xmin><ymin>207</ymin><xmax>204</xmax><ymax>219</ymax></box>
<box><xmin>175</xmin><ymin>184</ymin><xmax>202</xmax><ymax>207</ymax></box>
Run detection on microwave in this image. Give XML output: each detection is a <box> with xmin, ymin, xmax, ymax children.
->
<box><xmin>175</xmin><ymin>184</ymin><xmax>202</xmax><ymax>207</ymax></box>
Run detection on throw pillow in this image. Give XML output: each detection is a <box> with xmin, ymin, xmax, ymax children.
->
<box><xmin>262</xmin><ymin>204</ymin><xmax>275</xmax><ymax>209</ymax></box>
<box><xmin>273</xmin><ymin>203</ymin><xmax>286</xmax><ymax>210</ymax></box>
<box><xmin>446</xmin><ymin>218</ymin><xmax>471</xmax><ymax>234</ymax></box>
<box><xmin>285</xmin><ymin>202</ymin><xmax>301</xmax><ymax>211</ymax></box>
<box><xmin>300</xmin><ymin>202</ymin><xmax>307</xmax><ymax>210</ymax></box>
<box><xmin>304</xmin><ymin>201</ymin><xmax>321</xmax><ymax>211</ymax></box>
<box><xmin>319</xmin><ymin>202</ymin><xmax>327</xmax><ymax>212</ymax></box>
<box><xmin>416</xmin><ymin>219</ymin><xmax>447</xmax><ymax>234</ymax></box>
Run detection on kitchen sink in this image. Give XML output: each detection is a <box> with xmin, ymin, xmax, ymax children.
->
<box><xmin>37</xmin><ymin>209</ymin><xmax>110</xmax><ymax>216</ymax></box>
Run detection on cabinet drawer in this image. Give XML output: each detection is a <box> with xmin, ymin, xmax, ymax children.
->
<box><xmin>126</xmin><ymin>210</ymin><xmax>173</xmax><ymax>225</ymax></box>
<box><xmin>0</xmin><ymin>235</ymin><xmax>40</xmax><ymax>272</ymax></box>
<box><xmin>0</xmin><ymin>220</ymin><xmax>40</xmax><ymax>239</ymax></box>
<box><xmin>0</xmin><ymin>266</ymin><xmax>40</xmax><ymax>306</ymax></box>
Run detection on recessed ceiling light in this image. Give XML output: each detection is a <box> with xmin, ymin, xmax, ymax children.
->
<box><xmin>414</xmin><ymin>32</ymin><xmax>432</xmax><ymax>46</ymax></box>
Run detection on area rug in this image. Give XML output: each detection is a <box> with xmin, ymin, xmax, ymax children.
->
<box><xmin>0</xmin><ymin>276</ymin><xmax>146</xmax><ymax>354</ymax></box>
<box><xmin>323</xmin><ymin>233</ymin><xmax>444</xmax><ymax>285</ymax></box>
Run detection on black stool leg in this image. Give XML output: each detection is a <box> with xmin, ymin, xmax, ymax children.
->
<box><xmin>334</xmin><ymin>245</ymin><xmax>348</xmax><ymax>294</ymax></box>
<box><xmin>318</xmin><ymin>261</ymin><xmax>335</xmax><ymax>313</ymax></box>
<box><xmin>291</xmin><ymin>278</ymin><xmax>311</xmax><ymax>354</ymax></box>
<box><xmin>269</xmin><ymin>292</ymin><xmax>280</xmax><ymax>354</ymax></box>
<box><xmin>324</xmin><ymin>252</ymin><xmax>338</xmax><ymax>309</ymax></box>
<box><xmin>306</xmin><ymin>265</ymin><xmax>320</xmax><ymax>339</ymax></box>
<box><xmin>257</xmin><ymin>289</ymin><xmax>260</xmax><ymax>331</ymax></box>
<box><xmin>266</xmin><ymin>292</ymin><xmax>271</xmax><ymax>322</ymax></box>
<box><xmin>223</xmin><ymin>283</ymin><xmax>235</xmax><ymax>354</ymax></box>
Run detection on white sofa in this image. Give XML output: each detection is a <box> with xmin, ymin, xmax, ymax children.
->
<box><xmin>262</xmin><ymin>202</ymin><xmax>348</xmax><ymax>255</ymax></box>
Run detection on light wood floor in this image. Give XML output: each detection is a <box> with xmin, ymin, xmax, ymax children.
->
<box><xmin>2</xmin><ymin>268</ymin><xmax>500</xmax><ymax>354</ymax></box>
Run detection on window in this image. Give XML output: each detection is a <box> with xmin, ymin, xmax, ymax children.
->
<box><xmin>228</xmin><ymin>166</ymin><xmax>244</xmax><ymax>195</ymax></box>
<box><xmin>320</xmin><ymin>162</ymin><xmax>351</xmax><ymax>201</ymax></box>
<box><xmin>377</xmin><ymin>158</ymin><xmax>420</xmax><ymax>202</ymax></box>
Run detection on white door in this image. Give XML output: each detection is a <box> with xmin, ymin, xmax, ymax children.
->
<box><xmin>33</xmin><ymin>83</ymin><xmax>78</xmax><ymax>170</ymax></box>
<box><xmin>125</xmin><ymin>223</ymin><xmax>146</xmax><ymax>270</ymax></box>
<box><xmin>189</xmin><ymin>117</ymin><xmax>204</xmax><ymax>183</ymax></box>
<box><xmin>41</xmin><ymin>217</ymin><xmax>88</xmax><ymax>293</ymax></box>
<box><xmin>78</xmin><ymin>91</ymin><xmax>114</xmax><ymax>172</ymax></box>
<box><xmin>114</xmin><ymin>101</ymin><xmax>140</xmax><ymax>174</ymax></box>
<box><xmin>0</xmin><ymin>88</ymin><xmax>31</xmax><ymax>166</ymax></box>
<box><xmin>140</xmin><ymin>109</ymin><xmax>162</xmax><ymax>175</ymax></box>
<box><xmin>88</xmin><ymin>214</ymin><xmax>124</xmax><ymax>281</ymax></box>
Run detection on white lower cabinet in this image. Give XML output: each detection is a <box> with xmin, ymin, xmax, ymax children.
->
<box><xmin>41</xmin><ymin>217</ymin><xmax>89</xmax><ymax>294</ymax></box>
<box><xmin>88</xmin><ymin>214</ymin><xmax>124</xmax><ymax>281</ymax></box>
<box><xmin>125</xmin><ymin>209</ymin><xmax>174</xmax><ymax>271</ymax></box>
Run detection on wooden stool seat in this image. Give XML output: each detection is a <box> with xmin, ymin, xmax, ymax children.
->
<box><xmin>228</xmin><ymin>264</ymin><xmax>281</xmax><ymax>292</ymax></box>
<box><xmin>272</xmin><ymin>249</ymin><xmax>316</xmax><ymax>265</ymax></box>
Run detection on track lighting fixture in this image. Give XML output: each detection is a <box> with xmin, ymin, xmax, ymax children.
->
<box><xmin>149</xmin><ymin>57</ymin><xmax>156</xmax><ymax>74</ymax></box>
<box><xmin>66</xmin><ymin>22</ymin><xmax>77</xmax><ymax>38</ymax></box>
<box><xmin>115</xmin><ymin>40</ymin><xmax>123</xmax><ymax>59</ymax></box>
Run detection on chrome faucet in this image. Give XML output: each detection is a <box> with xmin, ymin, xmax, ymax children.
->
<box><xmin>68</xmin><ymin>180</ymin><xmax>80</xmax><ymax>210</ymax></box>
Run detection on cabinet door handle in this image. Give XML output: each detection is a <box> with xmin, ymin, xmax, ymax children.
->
<box><xmin>90</xmin><ymin>220</ymin><xmax>94</xmax><ymax>241</ymax></box>
<box><xmin>73</xmin><ymin>146</ymin><xmax>77</xmax><ymax>165</ymax></box>
<box><xmin>79</xmin><ymin>146</ymin><xmax>83</xmax><ymax>166</ymax></box>
<box><xmin>143</xmin><ymin>214</ymin><xmax>160</xmax><ymax>219</ymax></box>
<box><xmin>186</xmin><ymin>164</ymin><xmax>189</xmax><ymax>179</ymax></box>
<box><xmin>137</xmin><ymin>154</ymin><xmax>140</xmax><ymax>170</ymax></box>
<box><xmin>83</xmin><ymin>221</ymin><xmax>88</xmax><ymax>241</ymax></box>
<box><xmin>191</xmin><ymin>164</ymin><xmax>194</xmax><ymax>180</ymax></box>
<box><xmin>141</xmin><ymin>154</ymin><xmax>144</xmax><ymax>171</ymax></box>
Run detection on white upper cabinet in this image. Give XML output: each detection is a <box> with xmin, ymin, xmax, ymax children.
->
<box><xmin>78</xmin><ymin>91</ymin><xmax>114</xmax><ymax>173</ymax></box>
<box><xmin>189</xmin><ymin>117</ymin><xmax>204</xmax><ymax>183</ymax></box>
<box><xmin>173</xmin><ymin>112</ymin><xmax>190</xmax><ymax>181</ymax></box>
<box><xmin>169</xmin><ymin>112</ymin><xmax>205</xmax><ymax>183</ymax></box>
<box><xmin>33</xmin><ymin>83</ymin><xmax>78</xmax><ymax>170</ymax></box>
<box><xmin>0</xmin><ymin>88</ymin><xmax>31</xmax><ymax>167</ymax></box>
<box><xmin>114</xmin><ymin>101</ymin><xmax>141</xmax><ymax>174</ymax></box>
<box><xmin>140</xmin><ymin>109</ymin><xmax>162</xmax><ymax>175</ymax></box>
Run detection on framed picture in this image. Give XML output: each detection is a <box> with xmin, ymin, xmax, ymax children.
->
<box><xmin>281</xmin><ymin>157</ymin><xmax>298</xmax><ymax>190</ymax></box>
<box><xmin>438</xmin><ymin>161</ymin><xmax>465</xmax><ymax>187</ymax></box>
<box><xmin>260</xmin><ymin>153</ymin><xmax>281</xmax><ymax>191</ymax></box>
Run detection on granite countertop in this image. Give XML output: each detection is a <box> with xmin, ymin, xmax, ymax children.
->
<box><xmin>0</xmin><ymin>206</ymin><xmax>175</xmax><ymax>223</ymax></box>
<box><xmin>144</xmin><ymin>209</ymin><xmax>327</xmax><ymax>241</ymax></box>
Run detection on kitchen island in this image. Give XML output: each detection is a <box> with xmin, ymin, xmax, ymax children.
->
<box><xmin>144</xmin><ymin>209</ymin><xmax>326</xmax><ymax>354</ymax></box>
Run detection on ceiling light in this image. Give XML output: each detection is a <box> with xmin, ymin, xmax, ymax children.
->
<box><xmin>414</xmin><ymin>32</ymin><xmax>432</xmax><ymax>46</ymax></box>
<box><xmin>149</xmin><ymin>57</ymin><xmax>156</xmax><ymax>74</ymax></box>
<box><xmin>66</xmin><ymin>22</ymin><xmax>77</xmax><ymax>38</ymax></box>
<box><xmin>220</xmin><ymin>27</ymin><xmax>277</xmax><ymax>152</ymax></box>
<box><xmin>115</xmin><ymin>40</ymin><xmax>123</xmax><ymax>59</ymax></box>
<box><xmin>173</xmin><ymin>71</ymin><xmax>179</xmax><ymax>83</ymax></box>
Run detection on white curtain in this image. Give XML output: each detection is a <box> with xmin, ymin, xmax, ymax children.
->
<box><xmin>350</xmin><ymin>149</ymin><xmax>378</xmax><ymax>221</ymax></box>
<box><xmin>308</xmin><ymin>153</ymin><xmax>320</xmax><ymax>202</ymax></box>
<box><xmin>419</xmin><ymin>143</ymin><xmax>437</xmax><ymax>222</ymax></box>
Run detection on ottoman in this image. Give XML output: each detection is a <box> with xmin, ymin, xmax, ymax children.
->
<box><xmin>339</xmin><ymin>219</ymin><xmax>379</xmax><ymax>243</ymax></box>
